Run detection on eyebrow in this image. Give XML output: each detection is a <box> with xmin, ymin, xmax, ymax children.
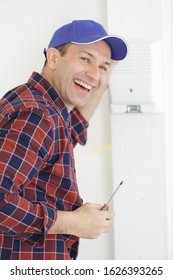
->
<box><xmin>81</xmin><ymin>51</ymin><xmax>112</xmax><ymax>67</ymax></box>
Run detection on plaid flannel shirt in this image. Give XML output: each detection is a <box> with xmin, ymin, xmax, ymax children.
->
<box><xmin>0</xmin><ymin>72</ymin><xmax>88</xmax><ymax>260</ymax></box>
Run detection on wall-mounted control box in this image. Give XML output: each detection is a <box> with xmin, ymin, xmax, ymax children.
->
<box><xmin>109</xmin><ymin>41</ymin><xmax>164</xmax><ymax>113</ymax></box>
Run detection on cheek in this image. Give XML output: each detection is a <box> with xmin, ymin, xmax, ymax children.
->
<box><xmin>62</xmin><ymin>66</ymin><xmax>76</xmax><ymax>85</ymax></box>
<box><xmin>100</xmin><ymin>74</ymin><xmax>110</xmax><ymax>90</ymax></box>
<box><xmin>58</xmin><ymin>69</ymin><xmax>71</xmax><ymax>87</ymax></box>
<box><xmin>104</xmin><ymin>70</ymin><xmax>112</xmax><ymax>86</ymax></box>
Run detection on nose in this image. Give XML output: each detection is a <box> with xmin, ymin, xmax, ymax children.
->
<box><xmin>86</xmin><ymin>63</ymin><xmax>100</xmax><ymax>82</ymax></box>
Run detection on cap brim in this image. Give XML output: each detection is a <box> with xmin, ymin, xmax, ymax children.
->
<box><xmin>72</xmin><ymin>35</ymin><xmax>128</xmax><ymax>61</ymax></box>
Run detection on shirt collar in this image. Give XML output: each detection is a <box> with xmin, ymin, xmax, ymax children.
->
<box><xmin>28</xmin><ymin>72</ymin><xmax>70</xmax><ymax>123</ymax></box>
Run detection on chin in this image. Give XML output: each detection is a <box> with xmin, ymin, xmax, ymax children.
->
<box><xmin>75</xmin><ymin>100</ymin><xmax>90</xmax><ymax>108</ymax></box>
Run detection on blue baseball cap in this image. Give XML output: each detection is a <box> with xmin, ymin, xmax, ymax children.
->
<box><xmin>44</xmin><ymin>20</ymin><xmax>128</xmax><ymax>61</ymax></box>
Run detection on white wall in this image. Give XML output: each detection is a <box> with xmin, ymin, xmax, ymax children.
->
<box><xmin>107</xmin><ymin>0</ymin><xmax>168</xmax><ymax>259</ymax></box>
<box><xmin>161</xmin><ymin>0</ymin><xmax>173</xmax><ymax>259</ymax></box>
<box><xmin>111</xmin><ymin>114</ymin><xmax>167</xmax><ymax>259</ymax></box>
<box><xmin>0</xmin><ymin>0</ymin><xmax>113</xmax><ymax>259</ymax></box>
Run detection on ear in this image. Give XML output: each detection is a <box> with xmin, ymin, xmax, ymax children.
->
<box><xmin>46</xmin><ymin>48</ymin><xmax>60</xmax><ymax>70</ymax></box>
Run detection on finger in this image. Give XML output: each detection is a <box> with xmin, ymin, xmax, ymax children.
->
<box><xmin>100</xmin><ymin>203</ymin><xmax>109</xmax><ymax>211</ymax></box>
<box><xmin>101</xmin><ymin>210</ymin><xmax>114</xmax><ymax>218</ymax></box>
<box><xmin>82</xmin><ymin>202</ymin><xmax>102</xmax><ymax>209</ymax></box>
<box><xmin>104</xmin><ymin>211</ymin><xmax>115</xmax><ymax>221</ymax></box>
<box><xmin>104</xmin><ymin>220</ymin><xmax>114</xmax><ymax>230</ymax></box>
<box><xmin>101</xmin><ymin>222</ymin><xmax>113</xmax><ymax>233</ymax></box>
<box><xmin>91</xmin><ymin>203</ymin><xmax>103</xmax><ymax>210</ymax></box>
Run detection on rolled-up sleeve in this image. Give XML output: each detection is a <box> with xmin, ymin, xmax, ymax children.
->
<box><xmin>0</xmin><ymin>108</ymin><xmax>56</xmax><ymax>246</ymax></box>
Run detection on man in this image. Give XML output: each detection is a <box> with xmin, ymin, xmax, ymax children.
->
<box><xmin>0</xmin><ymin>20</ymin><xmax>127</xmax><ymax>260</ymax></box>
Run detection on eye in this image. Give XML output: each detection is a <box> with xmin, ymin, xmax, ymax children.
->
<box><xmin>80</xmin><ymin>56</ymin><xmax>90</xmax><ymax>64</ymax></box>
<box><xmin>99</xmin><ymin>65</ymin><xmax>108</xmax><ymax>72</ymax></box>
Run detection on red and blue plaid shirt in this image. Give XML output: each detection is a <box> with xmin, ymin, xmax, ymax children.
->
<box><xmin>0</xmin><ymin>72</ymin><xmax>88</xmax><ymax>260</ymax></box>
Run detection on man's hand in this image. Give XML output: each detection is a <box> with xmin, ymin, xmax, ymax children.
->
<box><xmin>75</xmin><ymin>87</ymin><xmax>107</xmax><ymax>122</ymax></box>
<box><xmin>48</xmin><ymin>203</ymin><xmax>114</xmax><ymax>239</ymax></box>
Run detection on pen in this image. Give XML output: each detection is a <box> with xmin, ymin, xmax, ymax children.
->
<box><xmin>100</xmin><ymin>180</ymin><xmax>123</xmax><ymax>211</ymax></box>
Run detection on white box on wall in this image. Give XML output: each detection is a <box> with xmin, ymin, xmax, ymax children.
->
<box><xmin>109</xmin><ymin>41</ymin><xmax>164</xmax><ymax>113</ymax></box>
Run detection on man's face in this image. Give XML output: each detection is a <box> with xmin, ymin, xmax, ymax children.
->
<box><xmin>51</xmin><ymin>40</ymin><xmax>114</xmax><ymax>111</ymax></box>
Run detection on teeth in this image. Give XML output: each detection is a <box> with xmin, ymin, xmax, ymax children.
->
<box><xmin>74</xmin><ymin>79</ymin><xmax>92</xmax><ymax>90</ymax></box>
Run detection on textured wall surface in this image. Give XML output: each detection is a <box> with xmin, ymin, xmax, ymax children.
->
<box><xmin>111</xmin><ymin>114</ymin><xmax>167</xmax><ymax>259</ymax></box>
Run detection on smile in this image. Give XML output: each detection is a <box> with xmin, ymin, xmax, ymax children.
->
<box><xmin>74</xmin><ymin>79</ymin><xmax>92</xmax><ymax>91</ymax></box>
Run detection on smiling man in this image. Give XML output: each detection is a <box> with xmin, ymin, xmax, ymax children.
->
<box><xmin>0</xmin><ymin>20</ymin><xmax>127</xmax><ymax>260</ymax></box>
